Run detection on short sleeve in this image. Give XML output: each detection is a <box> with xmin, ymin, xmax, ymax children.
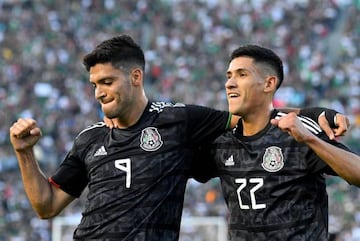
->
<box><xmin>185</xmin><ymin>105</ymin><xmax>231</xmax><ymax>146</ymax></box>
<box><xmin>50</xmin><ymin>143</ymin><xmax>88</xmax><ymax>198</ymax></box>
<box><xmin>190</xmin><ymin>144</ymin><xmax>218</xmax><ymax>183</ymax></box>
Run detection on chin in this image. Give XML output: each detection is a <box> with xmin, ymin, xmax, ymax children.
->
<box><xmin>228</xmin><ymin>109</ymin><xmax>237</xmax><ymax>115</ymax></box>
<box><xmin>228</xmin><ymin>105</ymin><xmax>237</xmax><ymax>114</ymax></box>
<box><xmin>229</xmin><ymin>107</ymin><xmax>242</xmax><ymax>116</ymax></box>
<box><xmin>102</xmin><ymin>109</ymin><xmax>115</xmax><ymax>119</ymax></box>
<box><xmin>105</xmin><ymin>113</ymin><xmax>117</xmax><ymax>119</ymax></box>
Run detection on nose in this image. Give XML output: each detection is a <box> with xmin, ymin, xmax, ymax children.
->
<box><xmin>225</xmin><ymin>76</ymin><xmax>236</xmax><ymax>90</ymax></box>
<box><xmin>95</xmin><ymin>86</ymin><xmax>106</xmax><ymax>101</ymax></box>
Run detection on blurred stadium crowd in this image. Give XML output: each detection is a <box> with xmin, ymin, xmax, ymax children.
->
<box><xmin>0</xmin><ymin>0</ymin><xmax>359</xmax><ymax>240</ymax></box>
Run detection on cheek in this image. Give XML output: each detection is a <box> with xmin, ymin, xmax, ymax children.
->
<box><xmin>248</xmin><ymin>82</ymin><xmax>263</xmax><ymax>96</ymax></box>
<box><xmin>116</xmin><ymin>86</ymin><xmax>133</xmax><ymax>104</ymax></box>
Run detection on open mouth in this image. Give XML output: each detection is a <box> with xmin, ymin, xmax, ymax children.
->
<box><xmin>228</xmin><ymin>93</ymin><xmax>240</xmax><ymax>98</ymax></box>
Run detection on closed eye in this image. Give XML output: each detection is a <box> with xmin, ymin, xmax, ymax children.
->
<box><xmin>90</xmin><ymin>78</ymin><xmax>113</xmax><ymax>88</ymax></box>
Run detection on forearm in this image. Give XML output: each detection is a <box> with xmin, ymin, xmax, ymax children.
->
<box><xmin>15</xmin><ymin>149</ymin><xmax>59</xmax><ymax>218</ymax></box>
<box><xmin>305</xmin><ymin>136</ymin><xmax>360</xmax><ymax>186</ymax></box>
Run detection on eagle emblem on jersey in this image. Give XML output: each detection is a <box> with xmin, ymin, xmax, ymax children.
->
<box><xmin>262</xmin><ymin>146</ymin><xmax>284</xmax><ymax>172</ymax></box>
<box><xmin>140</xmin><ymin>127</ymin><xmax>163</xmax><ymax>151</ymax></box>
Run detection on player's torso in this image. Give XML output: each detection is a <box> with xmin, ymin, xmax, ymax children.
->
<box><xmin>83</xmin><ymin>109</ymin><xmax>190</xmax><ymax>194</ymax></box>
<box><xmin>212</xmin><ymin>124</ymin><xmax>328</xmax><ymax>240</ymax></box>
<box><xmin>75</xmin><ymin>102</ymin><xmax>193</xmax><ymax>240</ymax></box>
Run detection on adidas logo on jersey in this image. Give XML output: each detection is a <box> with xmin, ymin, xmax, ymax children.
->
<box><xmin>224</xmin><ymin>155</ymin><xmax>235</xmax><ymax>166</ymax></box>
<box><xmin>94</xmin><ymin>146</ymin><xmax>107</xmax><ymax>156</ymax></box>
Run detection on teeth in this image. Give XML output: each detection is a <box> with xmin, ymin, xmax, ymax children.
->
<box><xmin>229</xmin><ymin>94</ymin><xmax>238</xmax><ymax>98</ymax></box>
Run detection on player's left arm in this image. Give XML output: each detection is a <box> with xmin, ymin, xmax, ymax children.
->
<box><xmin>271</xmin><ymin>112</ymin><xmax>360</xmax><ymax>187</ymax></box>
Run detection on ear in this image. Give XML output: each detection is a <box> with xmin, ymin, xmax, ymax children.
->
<box><xmin>264</xmin><ymin>75</ymin><xmax>277</xmax><ymax>93</ymax></box>
<box><xmin>130</xmin><ymin>68</ymin><xmax>143</xmax><ymax>86</ymax></box>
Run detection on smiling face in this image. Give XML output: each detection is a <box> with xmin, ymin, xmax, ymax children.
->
<box><xmin>89</xmin><ymin>63</ymin><xmax>135</xmax><ymax>119</ymax></box>
<box><xmin>225</xmin><ymin>56</ymin><xmax>274</xmax><ymax>118</ymax></box>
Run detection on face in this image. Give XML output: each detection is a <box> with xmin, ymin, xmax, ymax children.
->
<box><xmin>225</xmin><ymin>56</ymin><xmax>267</xmax><ymax>117</ymax></box>
<box><xmin>89</xmin><ymin>63</ymin><xmax>134</xmax><ymax>119</ymax></box>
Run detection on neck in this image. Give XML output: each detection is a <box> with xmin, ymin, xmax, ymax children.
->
<box><xmin>114</xmin><ymin>96</ymin><xmax>148</xmax><ymax>129</ymax></box>
<box><xmin>241</xmin><ymin>104</ymin><xmax>273</xmax><ymax>136</ymax></box>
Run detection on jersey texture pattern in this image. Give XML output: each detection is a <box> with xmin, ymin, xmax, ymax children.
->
<box><xmin>50</xmin><ymin>101</ymin><xmax>230</xmax><ymax>241</ymax></box>
<box><xmin>195</xmin><ymin>110</ymin><xmax>350</xmax><ymax>241</ymax></box>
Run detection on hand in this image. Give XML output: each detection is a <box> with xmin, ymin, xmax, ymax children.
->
<box><xmin>9</xmin><ymin>118</ymin><xmax>42</xmax><ymax>151</ymax></box>
<box><xmin>103</xmin><ymin>116</ymin><xmax>118</xmax><ymax>128</ymax></box>
<box><xmin>318</xmin><ymin>113</ymin><xmax>350</xmax><ymax>140</ymax></box>
<box><xmin>271</xmin><ymin>112</ymin><xmax>314</xmax><ymax>143</ymax></box>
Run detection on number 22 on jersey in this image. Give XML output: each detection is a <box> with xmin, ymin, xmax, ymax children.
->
<box><xmin>235</xmin><ymin>177</ymin><xmax>266</xmax><ymax>210</ymax></box>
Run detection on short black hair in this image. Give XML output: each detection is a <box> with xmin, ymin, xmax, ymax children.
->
<box><xmin>230</xmin><ymin>44</ymin><xmax>284</xmax><ymax>89</ymax></box>
<box><xmin>83</xmin><ymin>34</ymin><xmax>145</xmax><ymax>72</ymax></box>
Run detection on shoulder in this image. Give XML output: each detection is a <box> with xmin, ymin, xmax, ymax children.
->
<box><xmin>76</xmin><ymin>122</ymin><xmax>108</xmax><ymax>139</ymax></box>
<box><xmin>213</xmin><ymin>129</ymin><xmax>237</xmax><ymax>144</ymax></box>
<box><xmin>148</xmin><ymin>101</ymin><xmax>215</xmax><ymax>120</ymax></box>
<box><xmin>148</xmin><ymin>101</ymin><xmax>223</xmax><ymax>114</ymax></box>
<box><xmin>148</xmin><ymin>101</ymin><xmax>186</xmax><ymax>113</ymax></box>
<box><xmin>146</xmin><ymin>101</ymin><xmax>188</xmax><ymax>123</ymax></box>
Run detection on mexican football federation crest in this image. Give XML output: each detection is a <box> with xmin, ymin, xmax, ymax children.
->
<box><xmin>262</xmin><ymin>146</ymin><xmax>284</xmax><ymax>172</ymax></box>
<box><xmin>140</xmin><ymin>127</ymin><xmax>163</xmax><ymax>151</ymax></box>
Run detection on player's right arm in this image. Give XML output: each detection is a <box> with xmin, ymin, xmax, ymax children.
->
<box><xmin>272</xmin><ymin>112</ymin><xmax>360</xmax><ymax>186</ymax></box>
<box><xmin>9</xmin><ymin>118</ymin><xmax>75</xmax><ymax>219</ymax></box>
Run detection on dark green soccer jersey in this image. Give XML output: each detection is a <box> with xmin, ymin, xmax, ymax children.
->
<box><xmin>50</xmin><ymin>101</ymin><xmax>230</xmax><ymax>241</ymax></box>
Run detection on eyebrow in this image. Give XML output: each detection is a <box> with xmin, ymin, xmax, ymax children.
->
<box><xmin>90</xmin><ymin>75</ymin><xmax>115</xmax><ymax>84</ymax></box>
<box><xmin>226</xmin><ymin>68</ymin><xmax>248</xmax><ymax>75</ymax></box>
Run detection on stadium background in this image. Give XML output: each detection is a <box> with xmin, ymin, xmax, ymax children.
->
<box><xmin>0</xmin><ymin>0</ymin><xmax>359</xmax><ymax>240</ymax></box>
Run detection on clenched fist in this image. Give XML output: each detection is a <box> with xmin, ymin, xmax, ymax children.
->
<box><xmin>9</xmin><ymin>118</ymin><xmax>42</xmax><ymax>152</ymax></box>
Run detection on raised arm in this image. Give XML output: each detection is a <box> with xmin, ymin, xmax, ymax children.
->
<box><xmin>271</xmin><ymin>112</ymin><xmax>360</xmax><ymax>187</ymax></box>
<box><xmin>9</xmin><ymin>118</ymin><xmax>74</xmax><ymax>218</ymax></box>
